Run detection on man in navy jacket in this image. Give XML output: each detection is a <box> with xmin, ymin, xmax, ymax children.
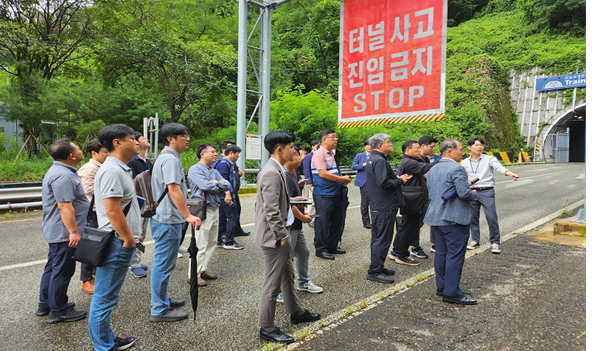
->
<box><xmin>424</xmin><ymin>139</ymin><xmax>478</xmax><ymax>305</ymax></box>
<box><xmin>351</xmin><ymin>140</ymin><xmax>372</xmax><ymax>229</ymax></box>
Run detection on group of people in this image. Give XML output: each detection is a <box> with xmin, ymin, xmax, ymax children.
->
<box><xmin>36</xmin><ymin>121</ymin><xmax>519</xmax><ymax>349</ymax></box>
<box><xmin>352</xmin><ymin>134</ymin><xmax>519</xmax><ymax>307</ymax></box>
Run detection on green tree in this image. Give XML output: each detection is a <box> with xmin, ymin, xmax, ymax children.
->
<box><xmin>517</xmin><ymin>0</ymin><xmax>585</xmax><ymax>35</ymax></box>
<box><xmin>0</xmin><ymin>0</ymin><xmax>94</xmax><ymax>156</ymax></box>
<box><xmin>95</xmin><ymin>0</ymin><xmax>237</xmax><ymax>127</ymax></box>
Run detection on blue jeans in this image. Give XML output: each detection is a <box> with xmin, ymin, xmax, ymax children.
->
<box><xmin>150</xmin><ymin>219</ymin><xmax>182</xmax><ymax>316</ymax></box>
<box><xmin>39</xmin><ymin>242</ymin><xmax>76</xmax><ymax>312</ymax></box>
<box><xmin>89</xmin><ymin>237</ymin><xmax>135</xmax><ymax>351</ymax></box>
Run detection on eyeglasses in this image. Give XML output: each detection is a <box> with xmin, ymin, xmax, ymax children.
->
<box><xmin>177</xmin><ymin>134</ymin><xmax>190</xmax><ymax>140</ymax></box>
<box><xmin>326</xmin><ymin>135</ymin><xmax>339</xmax><ymax>140</ymax></box>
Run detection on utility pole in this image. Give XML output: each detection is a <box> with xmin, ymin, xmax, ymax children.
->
<box><xmin>236</xmin><ymin>0</ymin><xmax>293</xmax><ymax>179</ymax></box>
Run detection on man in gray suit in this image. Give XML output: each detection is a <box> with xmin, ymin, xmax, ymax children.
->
<box><xmin>255</xmin><ymin>130</ymin><xmax>321</xmax><ymax>344</ymax></box>
<box><xmin>424</xmin><ymin>140</ymin><xmax>479</xmax><ymax>305</ymax></box>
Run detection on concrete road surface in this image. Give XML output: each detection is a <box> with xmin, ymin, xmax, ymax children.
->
<box><xmin>0</xmin><ymin>163</ymin><xmax>584</xmax><ymax>351</ymax></box>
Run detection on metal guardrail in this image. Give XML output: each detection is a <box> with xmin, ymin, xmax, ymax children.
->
<box><xmin>0</xmin><ymin>166</ymin><xmax>362</xmax><ymax>211</ymax></box>
<box><xmin>0</xmin><ymin>183</ymin><xmax>43</xmax><ymax>211</ymax></box>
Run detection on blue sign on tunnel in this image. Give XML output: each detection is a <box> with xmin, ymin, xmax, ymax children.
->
<box><xmin>536</xmin><ymin>73</ymin><xmax>586</xmax><ymax>92</ymax></box>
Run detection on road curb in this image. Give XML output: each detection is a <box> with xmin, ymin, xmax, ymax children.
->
<box><xmin>276</xmin><ymin>199</ymin><xmax>586</xmax><ymax>350</ymax></box>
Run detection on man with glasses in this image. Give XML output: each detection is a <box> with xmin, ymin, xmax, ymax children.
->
<box><xmin>418</xmin><ymin>135</ymin><xmax>441</xmax><ymax>253</ymax></box>
<box><xmin>461</xmin><ymin>137</ymin><xmax>519</xmax><ymax>254</ymax></box>
<box><xmin>389</xmin><ymin>140</ymin><xmax>438</xmax><ymax>266</ymax></box>
<box><xmin>311</xmin><ymin>129</ymin><xmax>351</xmax><ymax>260</ymax></box>
<box><xmin>149</xmin><ymin>123</ymin><xmax>202</xmax><ymax>322</ymax></box>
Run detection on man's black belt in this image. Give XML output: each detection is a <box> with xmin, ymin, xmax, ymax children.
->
<box><xmin>472</xmin><ymin>187</ymin><xmax>493</xmax><ymax>191</ymax></box>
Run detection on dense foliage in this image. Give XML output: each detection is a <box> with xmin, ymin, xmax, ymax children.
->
<box><xmin>0</xmin><ymin>0</ymin><xmax>586</xmax><ymax>180</ymax></box>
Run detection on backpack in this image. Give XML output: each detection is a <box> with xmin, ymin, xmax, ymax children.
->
<box><xmin>134</xmin><ymin>150</ymin><xmax>173</xmax><ymax>218</ymax></box>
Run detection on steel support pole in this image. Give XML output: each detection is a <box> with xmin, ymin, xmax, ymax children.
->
<box><xmin>236</xmin><ymin>0</ymin><xmax>248</xmax><ymax>174</ymax></box>
<box><xmin>259</xmin><ymin>6</ymin><xmax>271</xmax><ymax>165</ymax></box>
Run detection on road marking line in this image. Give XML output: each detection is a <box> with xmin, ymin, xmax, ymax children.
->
<box><xmin>0</xmin><ymin>217</ymin><xmax>42</xmax><ymax>224</ymax></box>
<box><xmin>0</xmin><ymin>259</ymin><xmax>47</xmax><ymax>272</ymax></box>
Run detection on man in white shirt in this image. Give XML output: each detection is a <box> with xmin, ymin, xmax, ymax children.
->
<box><xmin>460</xmin><ymin>138</ymin><xmax>519</xmax><ymax>254</ymax></box>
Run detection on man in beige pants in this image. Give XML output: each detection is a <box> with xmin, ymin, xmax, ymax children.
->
<box><xmin>187</xmin><ymin>142</ymin><xmax>231</xmax><ymax>286</ymax></box>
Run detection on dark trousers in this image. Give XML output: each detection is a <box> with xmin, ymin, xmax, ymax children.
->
<box><xmin>233</xmin><ymin>196</ymin><xmax>248</xmax><ymax>234</ymax></box>
<box><xmin>368</xmin><ymin>209</ymin><xmax>397</xmax><ymax>274</ymax></box>
<box><xmin>469</xmin><ymin>188</ymin><xmax>500</xmax><ymax>244</ymax></box>
<box><xmin>218</xmin><ymin>200</ymin><xmax>239</xmax><ymax>245</ymax></box>
<box><xmin>80</xmin><ymin>262</ymin><xmax>96</xmax><ymax>282</ymax></box>
<box><xmin>392</xmin><ymin>214</ymin><xmax>422</xmax><ymax>257</ymax></box>
<box><xmin>39</xmin><ymin>242</ymin><xmax>76</xmax><ymax>312</ymax></box>
<box><xmin>359</xmin><ymin>184</ymin><xmax>370</xmax><ymax>225</ymax></box>
<box><xmin>433</xmin><ymin>224</ymin><xmax>470</xmax><ymax>297</ymax></box>
<box><xmin>313</xmin><ymin>194</ymin><xmax>345</xmax><ymax>253</ymax></box>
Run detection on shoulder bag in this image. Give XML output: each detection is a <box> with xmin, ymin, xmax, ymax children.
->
<box><xmin>72</xmin><ymin>197</ymin><xmax>133</xmax><ymax>267</ymax></box>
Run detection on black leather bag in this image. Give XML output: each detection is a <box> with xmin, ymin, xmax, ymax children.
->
<box><xmin>187</xmin><ymin>193</ymin><xmax>207</xmax><ymax>220</ymax></box>
<box><xmin>72</xmin><ymin>198</ymin><xmax>132</xmax><ymax>267</ymax></box>
<box><xmin>400</xmin><ymin>185</ymin><xmax>425</xmax><ymax>215</ymax></box>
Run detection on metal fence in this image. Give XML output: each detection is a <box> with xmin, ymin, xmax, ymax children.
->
<box><xmin>538</xmin><ymin>132</ymin><xmax>570</xmax><ymax>163</ymax></box>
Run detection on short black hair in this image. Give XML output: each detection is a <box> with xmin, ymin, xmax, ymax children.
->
<box><xmin>467</xmin><ymin>137</ymin><xmax>485</xmax><ymax>146</ymax></box>
<box><xmin>319</xmin><ymin>129</ymin><xmax>336</xmax><ymax>140</ymax></box>
<box><xmin>86</xmin><ymin>139</ymin><xmax>104</xmax><ymax>155</ymax></box>
<box><xmin>160</xmin><ymin>123</ymin><xmax>189</xmax><ymax>146</ymax></box>
<box><xmin>134</xmin><ymin>131</ymin><xmax>144</xmax><ymax>141</ymax></box>
<box><xmin>401</xmin><ymin>140</ymin><xmax>418</xmax><ymax>153</ymax></box>
<box><xmin>264</xmin><ymin>130</ymin><xmax>295</xmax><ymax>154</ymax></box>
<box><xmin>224</xmin><ymin>144</ymin><xmax>241</xmax><ymax>156</ymax></box>
<box><xmin>310</xmin><ymin>139</ymin><xmax>320</xmax><ymax>148</ymax></box>
<box><xmin>418</xmin><ymin>135</ymin><xmax>437</xmax><ymax>147</ymax></box>
<box><xmin>98</xmin><ymin>124</ymin><xmax>135</xmax><ymax>152</ymax></box>
<box><xmin>363</xmin><ymin>139</ymin><xmax>369</xmax><ymax>147</ymax></box>
<box><xmin>49</xmin><ymin>138</ymin><xmax>75</xmax><ymax>161</ymax></box>
<box><xmin>196</xmin><ymin>142</ymin><xmax>216</xmax><ymax>159</ymax></box>
<box><xmin>220</xmin><ymin>139</ymin><xmax>234</xmax><ymax>152</ymax></box>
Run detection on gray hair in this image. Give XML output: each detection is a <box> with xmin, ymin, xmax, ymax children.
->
<box><xmin>368</xmin><ymin>133</ymin><xmax>391</xmax><ymax>149</ymax></box>
<box><xmin>439</xmin><ymin>139</ymin><xmax>459</xmax><ymax>154</ymax></box>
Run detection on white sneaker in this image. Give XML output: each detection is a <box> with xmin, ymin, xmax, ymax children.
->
<box><xmin>178</xmin><ymin>246</ymin><xmax>188</xmax><ymax>253</ymax></box>
<box><xmin>177</xmin><ymin>252</ymin><xmax>183</xmax><ymax>259</ymax></box>
<box><xmin>467</xmin><ymin>240</ymin><xmax>480</xmax><ymax>250</ymax></box>
<box><xmin>297</xmin><ymin>281</ymin><xmax>324</xmax><ymax>294</ymax></box>
<box><xmin>491</xmin><ymin>243</ymin><xmax>501</xmax><ymax>254</ymax></box>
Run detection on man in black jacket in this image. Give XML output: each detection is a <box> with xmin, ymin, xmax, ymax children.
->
<box><xmin>365</xmin><ymin>133</ymin><xmax>411</xmax><ymax>284</ymax></box>
<box><xmin>389</xmin><ymin>140</ymin><xmax>438</xmax><ymax>266</ymax></box>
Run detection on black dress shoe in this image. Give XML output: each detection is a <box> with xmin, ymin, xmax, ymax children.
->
<box><xmin>330</xmin><ymin>248</ymin><xmax>346</xmax><ymax>254</ymax></box>
<box><xmin>235</xmin><ymin>231</ymin><xmax>251</xmax><ymax>237</ymax></box>
<box><xmin>290</xmin><ymin>309</ymin><xmax>321</xmax><ymax>324</ymax></box>
<box><xmin>36</xmin><ymin>302</ymin><xmax>75</xmax><ymax>317</ymax></box>
<box><xmin>169</xmin><ymin>298</ymin><xmax>185</xmax><ymax>308</ymax></box>
<box><xmin>46</xmin><ymin>307</ymin><xmax>87</xmax><ymax>324</ymax></box>
<box><xmin>363</xmin><ymin>223</ymin><xmax>372</xmax><ymax>229</ymax></box>
<box><xmin>260</xmin><ymin>326</ymin><xmax>294</xmax><ymax>344</ymax></box>
<box><xmin>442</xmin><ymin>294</ymin><xmax>477</xmax><ymax>305</ymax></box>
<box><xmin>366</xmin><ymin>272</ymin><xmax>395</xmax><ymax>284</ymax></box>
<box><xmin>316</xmin><ymin>251</ymin><xmax>335</xmax><ymax>260</ymax></box>
<box><xmin>382</xmin><ymin>268</ymin><xmax>395</xmax><ymax>276</ymax></box>
<box><xmin>436</xmin><ymin>288</ymin><xmax>444</xmax><ymax>296</ymax></box>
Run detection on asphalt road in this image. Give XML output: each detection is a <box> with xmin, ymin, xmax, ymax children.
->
<box><xmin>0</xmin><ymin>163</ymin><xmax>585</xmax><ymax>351</ymax></box>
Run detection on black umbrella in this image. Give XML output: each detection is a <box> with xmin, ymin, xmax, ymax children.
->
<box><xmin>188</xmin><ymin>225</ymin><xmax>199</xmax><ymax>320</ymax></box>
